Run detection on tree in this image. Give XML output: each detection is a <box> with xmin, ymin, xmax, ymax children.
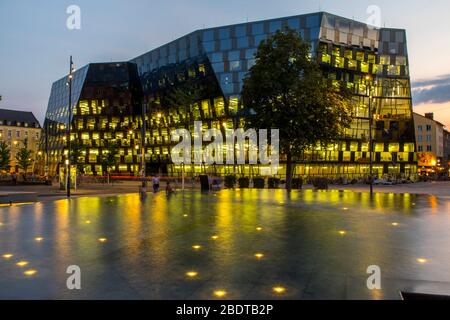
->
<box><xmin>0</xmin><ymin>141</ymin><xmax>11</xmax><ymax>172</ymax></box>
<box><xmin>70</xmin><ymin>141</ymin><xmax>85</xmax><ymax>173</ymax></box>
<box><xmin>241</xmin><ymin>28</ymin><xmax>353</xmax><ymax>191</ymax></box>
<box><xmin>100</xmin><ymin>141</ymin><xmax>119</xmax><ymax>184</ymax></box>
<box><xmin>15</xmin><ymin>147</ymin><xmax>33</xmax><ymax>178</ymax></box>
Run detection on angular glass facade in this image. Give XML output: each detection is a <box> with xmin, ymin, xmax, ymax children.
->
<box><xmin>41</xmin><ymin>12</ymin><xmax>416</xmax><ymax>178</ymax></box>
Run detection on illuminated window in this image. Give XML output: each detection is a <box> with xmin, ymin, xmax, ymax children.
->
<box><xmin>389</xmin><ymin>143</ymin><xmax>400</xmax><ymax>152</ymax></box>
<box><xmin>228</xmin><ymin>97</ymin><xmax>239</xmax><ymax>115</ymax></box>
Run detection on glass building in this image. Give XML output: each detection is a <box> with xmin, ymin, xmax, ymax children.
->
<box><xmin>40</xmin><ymin>12</ymin><xmax>416</xmax><ymax>178</ymax></box>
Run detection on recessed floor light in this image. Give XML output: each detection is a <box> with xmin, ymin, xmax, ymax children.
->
<box><xmin>35</xmin><ymin>237</ymin><xmax>44</xmax><ymax>242</ymax></box>
<box><xmin>392</xmin><ymin>222</ymin><xmax>399</xmax><ymax>226</ymax></box>
<box><xmin>2</xmin><ymin>254</ymin><xmax>13</xmax><ymax>259</ymax></box>
<box><xmin>24</xmin><ymin>269</ymin><xmax>37</xmax><ymax>276</ymax></box>
<box><xmin>417</xmin><ymin>258</ymin><xmax>428</xmax><ymax>264</ymax></box>
<box><xmin>16</xmin><ymin>261</ymin><xmax>29</xmax><ymax>267</ymax></box>
<box><xmin>339</xmin><ymin>230</ymin><xmax>347</xmax><ymax>236</ymax></box>
<box><xmin>98</xmin><ymin>238</ymin><xmax>108</xmax><ymax>243</ymax></box>
<box><xmin>211</xmin><ymin>236</ymin><xmax>219</xmax><ymax>240</ymax></box>
<box><xmin>342</xmin><ymin>207</ymin><xmax>349</xmax><ymax>211</ymax></box>
<box><xmin>186</xmin><ymin>271</ymin><xmax>198</xmax><ymax>278</ymax></box>
<box><xmin>213</xmin><ymin>290</ymin><xmax>227</xmax><ymax>298</ymax></box>
<box><xmin>256</xmin><ymin>227</ymin><xmax>263</xmax><ymax>231</ymax></box>
<box><xmin>254</xmin><ymin>253</ymin><xmax>264</xmax><ymax>259</ymax></box>
<box><xmin>85</xmin><ymin>220</ymin><xmax>91</xmax><ymax>224</ymax></box>
<box><xmin>273</xmin><ymin>286</ymin><xmax>286</xmax><ymax>294</ymax></box>
<box><xmin>192</xmin><ymin>245</ymin><xmax>202</xmax><ymax>250</ymax></box>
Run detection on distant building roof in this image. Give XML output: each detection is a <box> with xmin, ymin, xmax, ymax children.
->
<box><xmin>0</xmin><ymin>109</ymin><xmax>41</xmax><ymax>128</ymax></box>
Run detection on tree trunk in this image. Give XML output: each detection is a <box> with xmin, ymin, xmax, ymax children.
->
<box><xmin>286</xmin><ymin>152</ymin><xmax>293</xmax><ymax>192</ymax></box>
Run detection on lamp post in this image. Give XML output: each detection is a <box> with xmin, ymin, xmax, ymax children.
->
<box><xmin>365</xmin><ymin>75</ymin><xmax>375</xmax><ymax>196</ymax></box>
<box><xmin>66</xmin><ymin>56</ymin><xmax>75</xmax><ymax>198</ymax></box>
<box><xmin>141</xmin><ymin>101</ymin><xmax>147</xmax><ymax>188</ymax></box>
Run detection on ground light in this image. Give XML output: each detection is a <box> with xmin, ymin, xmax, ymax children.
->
<box><xmin>392</xmin><ymin>222</ymin><xmax>399</xmax><ymax>226</ymax></box>
<box><xmin>35</xmin><ymin>237</ymin><xmax>44</xmax><ymax>242</ymax></box>
<box><xmin>186</xmin><ymin>271</ymin><xmax>198</xmax><ymax>278</ymax></box>
<box><xmin>211</xmin><ymin>236</ymin><xmax>219</xmax><ymax>240</ymax></box>
<box><xmin>2</xmin><ymin>254</ymin><xmax>13</xmax><ymax>259</ymax></box>
<box><xmin>98</xmin><ymin>238</ymin><xmax>108</xmax><ymax>243</ymax></box>
<box><xmin>16</xmin><ymin>261</ymin><xmax>29</xmax><ymax>267</ymax></box>
<box><xmin>256</xmin><ymin>227</ymin><xmax>263</xmax><ymax>231</ymax></box>
<box><xmin>254</xmin><ymin>253</ymin><xmax>265</xmax><ymax>259</ymax></box>
<box><xmin>192</xmin><ymin>245</ymin><xmax>202</xmax><ymax>250</ymax></box>
<box><xmin>213</xmin><ymin>290</ymin><xmax>227</xmax><ymax>298</ymax></box>
<box><xmin>24</xmin><ymin>270</ymin><xmax>37</xmax><ymax>276</ymax></box>
<box><xmin>273</xmin><ymin>287</ymin><xmax>286</xmax><ymax>294</ymax></box>
<box><xmin>417</xmin><ymin>258</ymin><xmax>428</xmax><ymax>264</ymax></box>
<box><xmin>339</xmin><ymin>230</ymin><xmax>347</xmax><ymax>236</ymax></box>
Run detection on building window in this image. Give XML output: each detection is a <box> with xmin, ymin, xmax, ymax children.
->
<box><xmin>427</xmin><ymin>145</ymin><xmax>432</xmax><ymax>152</ymax></box>
<box><xmin>237</xmin><ymin>37</ymin><xmax>249</xmax><ymax>49</ymax></box>
<box><xmin>417</xmin><ymin>135</ymin><xmax>423</xmax><ymax>142</ymax></box>
<box><xmin>418</xmin><ymin>146</ymin><xmax>423</xmax><ymax>152</ymax></box>
<box><xmin>426</xmin><ymin>135</ymin><xmax>432</xmax><ymax>142</ymax></box>
<box><xmin>418</xmin><ymin>125</ymin><xmax>423</xmax><ymax>132</ymax></box>
<box><xmin>426</xmin><ymin>125</ymin><xmax>432</xmax><ymax>131</ymax></box>
<box><xmin>252</xmin><ymin>23</ymin><xmax>264</xmax><ymax>35</ymax></box>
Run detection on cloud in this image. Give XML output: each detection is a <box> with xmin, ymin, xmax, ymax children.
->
<box><xmin>412</xmin><ymin>74</ymin><xmax>450</xmax><ymax>105</ymax></box>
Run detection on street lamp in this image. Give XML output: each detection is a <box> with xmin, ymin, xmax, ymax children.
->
<box><xmin>365</xmin><ymin>75</ymin><xmax>375</xmax><ymax>196</ymax></box>
<box><xmin>66</xmin><ymin>56</ymin><xmax>75</xmax><ymax>198</ymax></box>
<box><xmin>141</xmin><ymin>101</ymin><xmax>147</xmax><ymax>188</ymax></box>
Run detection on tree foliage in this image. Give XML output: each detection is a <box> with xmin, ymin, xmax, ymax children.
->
<box><xmin>241</xmin><ymin>28</ymin><xmax>353</xmax><ymax>190</ymax></box>
<box><xmin>0</xmin><ymin>141</ymin><xmax>11</xmax><ymax>172</ymax></box>
<box><xmin>15</xmin><ymin>147</ymin><xmax>33</xmax><ymax>173</ymax></box>
<box><xmin>100</xmin><ymin>140</ymin><xmax>119</xmax><ymax>174</ymax></box>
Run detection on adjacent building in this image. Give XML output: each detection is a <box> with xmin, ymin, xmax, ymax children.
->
<box><xmin>413</xmin><ymin>113</ymin><xmax>445</xmax><ymax>174</ymax></box>
<box><xmin>0</xmin><ymin>109</ymin><xmax>42</xmax><ymax>173</ymax></box>
<box><xmin>40</xmin><ymin>12</ymin><xmax>417</xmax><ymax>179</ymax></box>
<box><xmin>444</xmin><ymin>129</ymin><xmax>450</xmax><ymax>174</ymax></box>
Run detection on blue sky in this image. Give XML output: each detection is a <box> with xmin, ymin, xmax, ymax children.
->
<box><xmin>1</xmin><ymin>0</ymin><xmax>450</xmax><ymax>125</ymax></box>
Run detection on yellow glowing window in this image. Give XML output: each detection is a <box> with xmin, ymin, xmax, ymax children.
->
<box><xmin>367</xmin><ymin>54</ymin><xmax>376</xmax><ymax>64</ymax></box>
<box><xmin>344</xmin><ymin>49</ymin><xmax>353</xmax><ymax>60</ymax></box>
<box><xmin>334</xmin><ymin>56</ymin><xmax>344</xmax><ymax>68</ymax></box>
<box><xmin>356</xmin><ymin>51</ymin><xmax>364</xmax><ymax>61</ymax></box>
<box><xmin>348</xmin><ymin>59</ymin><xmax>357</xmax><ymax>70</ymax></box>
<box><xmin>332</xmin><ymin>47</ymin><xmax>341</xmax><ymax>57</ymax></box>
<box><xmin>81</xmin><ymin>133</ymin><xmax>90</xmax><ymax>140</ymax></box>
<box><xmin>321</xmin><ymin>53</ymin><xmax>331</xmax><ymax>64</ymax></box>
<box><xmin>381</xmin><ymin>152</ymin><xmax>392</xmax><ymax>162</ymax></box>
<box><xmin>198</xmin><ymin>64</ymin><xmax>206</xmax><ymax>74</ymax></box>
<box><xmin>214</xmin><ymin>98</ymin><xmax>225</xmax><ymax>116</ymax></box>
<box><xmin>79</xmin><ymin>101</ymin><xmax>89</xmax><ymax>115</ymax></box>
<box><xmin>389</xmin><ymin>143</ymin><xmax>400</xmax><ymax>152</ymax></box>
<box><xmin>228</xmin><ymin>97</ymin><xmax>239</xmax><ymax>115</ymax></box>
<box><xmin>202</xmin><ymin>100</ymin><xmax>211</xmax><ymax>118</ymax></box>
<box><xmin>404</xmin><ymin>143</ymin><xmax>415</xmax><ymax>153</ymax></box>
<box><xmin>361</xmin><ymin>62</ymin><xmax>369</xmax><ymax>73</ymax></box>
<box><xmin>374</xmin><ymin>143</ymin><xmax>384</xmax><ymax>152</ymax></box>
<box><xmin>343</xmin><ymin>152</ymin><xmax>351</xmax><ymax>162</ymax></box>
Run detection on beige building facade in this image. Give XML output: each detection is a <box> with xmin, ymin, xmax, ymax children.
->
<box><xmin>414</xmin><ymin>113</ymin><xmax>445</xmax><ymax>174</ymax></box>
<box><xmin>0</xmin><ymin>109</ymin><xmax>42</xmax><ymax>173</ymax></box>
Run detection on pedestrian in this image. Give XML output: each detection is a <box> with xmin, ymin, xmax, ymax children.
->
<box><xmin>152</xmin><ymin>176</ymin><xmax>160</xmax><ymax>193</ymax></box>
<box><xmin>166</xmin><ymin>181</ymin><xmax>174</xmax><ymax>195</ymax></box>
<box><xmin>11</xmin><ymin>172</ymin><xmax>17</xmax><ymax>185</ymax></box>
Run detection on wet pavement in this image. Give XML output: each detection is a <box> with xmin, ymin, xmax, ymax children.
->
<box><xmin>1</xmin><ymin>189</ymin><xmax>450</xmax><ymax>300</ymax></box>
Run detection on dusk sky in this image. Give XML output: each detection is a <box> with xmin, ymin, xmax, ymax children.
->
<box><xmin>1</xmin><ymin>0</ymin><xmax>449</xmax><ymax>126</ymax></box>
